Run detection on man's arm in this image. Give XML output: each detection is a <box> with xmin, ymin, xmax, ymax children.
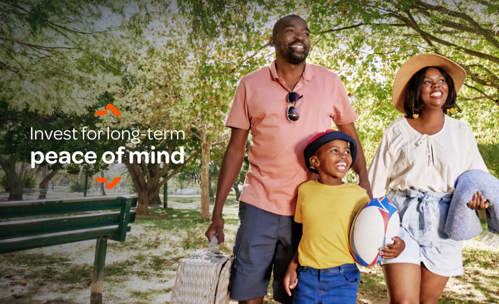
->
<box><xmin>205</xmin><ymin>127</ymin><xmax>249</xmax><ymax>243</ymax></box>
<box><xmin>337</xmin><ymin>122</ymin><xmax>373</xmax><ymax>198</ymax></box>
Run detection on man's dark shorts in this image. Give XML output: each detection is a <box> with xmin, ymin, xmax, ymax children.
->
<box><xmin>230</xmin><ymin>202</ymin><xmax>301</xmax><ymax>303</ymax></box>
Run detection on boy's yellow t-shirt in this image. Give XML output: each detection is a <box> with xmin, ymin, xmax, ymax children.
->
<box><xmin>295</xmin><ymin>180</ymin><xmax>369</xmax><ymax>269</ymax></box>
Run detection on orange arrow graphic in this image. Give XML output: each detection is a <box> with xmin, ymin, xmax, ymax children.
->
<box><xmin>95</xmin><ymin>103</ymin><xmax>121</xmax><ymax>118</ymax></box>
<box><xmin>95</xmin><ymin>176</ymin><xmax>121</xmax><ymax>189</ymax></box>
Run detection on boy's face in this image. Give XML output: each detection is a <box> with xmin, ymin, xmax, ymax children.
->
<box><xmin>309</xmin><ymin>139</ymin><xmax>352</xmax><ymax>180</ymax></box>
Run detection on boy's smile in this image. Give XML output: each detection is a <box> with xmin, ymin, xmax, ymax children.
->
<box><xmin>309</xmin><ymin>139</ymin><xmax>352</xmax><ymax>185</ymax></box>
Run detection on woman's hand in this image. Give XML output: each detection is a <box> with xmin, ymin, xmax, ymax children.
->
<box><xmin>380</xmin><ymin>237</ymin><xmax>405</xmax><ymax>259</ymax></box>
<box><xmin>467</xmin><ymin>191</ymin><xmax>489</xmax><ymax>210</ymax></box>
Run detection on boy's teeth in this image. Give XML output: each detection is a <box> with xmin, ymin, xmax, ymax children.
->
<box><xmin>336</xmin><ymin>162</ymin><xmax>347</xmax><ymax>170</ymax></box>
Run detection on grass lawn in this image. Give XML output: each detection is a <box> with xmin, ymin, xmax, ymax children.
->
<box><xmin>0</xmin><ymin>200</ymin><xmax>497</xmax><ymax>303</ymax></box>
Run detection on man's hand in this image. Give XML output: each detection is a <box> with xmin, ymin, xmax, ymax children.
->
<box><xmin>205</xmin><ymin>217</ymin><xmax>225</xmax><ymax>244</ymax></box>
<box><xmin>359</xmin><ymin>177</ymin><xmax>373</xmax><ymax>199</ymax></box>
<box><xmin>467</xmin><ymin>191</ymin><xmax>489</xmax><ymax>210</ymax></box>
<box><xmin>283</xmin><ymin>266</ymin><xmax>298</xmax><ymax>296</ymax></box>
<box><xmin>380</xmin><ymin>237</ymin><xmax>405</xmax><ymax>259</ymax></box>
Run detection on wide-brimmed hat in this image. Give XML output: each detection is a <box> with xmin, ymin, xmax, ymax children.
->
<box><xmin>304</xmin><ymin>129</ymin><xmax>357</xmax><ymax>173</ymax></box>
<box><xmin>392</xmin><ymin>53</ymin><xmax>466</xmax><ymax>113</ymax></box>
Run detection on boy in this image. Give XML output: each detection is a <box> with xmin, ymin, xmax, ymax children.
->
<box><xmin>284</xmin><ymin>130</ymin><xmax>404</xmax><ymax>303</ymax></box>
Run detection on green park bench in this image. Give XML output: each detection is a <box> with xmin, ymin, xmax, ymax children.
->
<box><xmin>0</xmin><ymin>196</ymin><xmax>137</xmax><ymax>304</ymax></box>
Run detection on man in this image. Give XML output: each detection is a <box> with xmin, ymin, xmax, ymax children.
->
<box><xmin>205</xmin><ymin>15</ymin><xmax>372</xmax><ymax>304</ymax></box>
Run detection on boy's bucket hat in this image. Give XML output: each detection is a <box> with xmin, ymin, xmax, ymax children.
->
<box><xmin>304</xmin><ymin>129</ymin><xmax>357</xmax><ymax>173</ymax></box>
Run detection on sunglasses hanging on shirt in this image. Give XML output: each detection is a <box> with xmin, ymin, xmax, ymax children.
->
<box><xmin>287</xmin><ymin>92</ymin><xmax>303</xmax><ymax>122</ymax></box>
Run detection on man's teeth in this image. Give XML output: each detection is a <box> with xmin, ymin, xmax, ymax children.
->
<box><xmin>290</xmin><ymin>44</ymin><xmax>304</xmax><ymax>50</ymax></box>
<box><xmin>431</xmin><ymin>92</ymin><xmax>442</xmax><ymax>97</ymax></box>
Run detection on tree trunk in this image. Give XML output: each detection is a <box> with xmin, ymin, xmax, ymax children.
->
<box><xmin>0</xmin><ymin>157</ymin><xmax>24</xmax><ymax>201</ymax></box>
<box><xmin>200</xmin><ymin>131</ymin><xmax>211</xmax><ymax>219</ymax></box>
<box><xmin>136</xmin><ymin>186</ymin><xmax>161</xmax><ymax>214</ymax></box>
<box><xmin>38</xmin><ymin>169</ymin><xmax>58</xmax><ymax>199</ymax></box>
<box><xmin>83</xmin><ymin>172</ymin><xmax>89</xmax><ymax>197</ymax></box>
<box><xmin>136</xmin><ymin>189</ymin><xmax>150</xmax><ymax>214</ymax></box>
<box><xmin>126</xmin><ymin>163</ymin><xmax>163</xmax><ymax>215</ymax></box>
<box><xmin>151</xmin><ymin>192</ymin><xmax>161</xmax><ymax>205</ymax></box>
<box><xmin>208</xmin><ymin>171</ymin><xmax>214</xmax><ymax>204</ymax></box>
<box><xmin>163</xmin><ymin>181</ymin><xmax>168</xmax><ymax>209</ymax></box>
<box><xmin>100</xmin><ymin>171</ymin><xmax>106</xmax><ymax>196</ymax></box>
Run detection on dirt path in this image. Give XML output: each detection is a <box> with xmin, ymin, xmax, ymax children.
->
<box><xmin>1</xmin><ymin>200</ymin><xmax>497</xmax><ymax>304</ymax></box>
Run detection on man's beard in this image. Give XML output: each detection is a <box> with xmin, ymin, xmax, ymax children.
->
<box><xmin>284</xmin><ymin>48</ymin><xmax>309</xmax><ymax>64</ymax></box>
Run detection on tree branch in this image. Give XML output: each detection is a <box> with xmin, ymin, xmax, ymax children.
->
<box><xmin>0</xmin><ymin>36</ymin><xmax>77</xmax><ymax>50</ymax></box>
<box><xmin>413</xmin><ymin>6</ymin><xmax>499</xmax><ymax>48</ymax></box>
<box><xmin>464</xmin><ymin>83</ymin><xmax>498</xmax><ymax>106</ymax></box>
<box><xmin>403</xmin><ymin>10</ymin><xmax>435</xmax><ymax>48</ymax></box>
<box><xmin>0</xmin><ymin>58</ymin><xmax>20</xmax><ymax>73</ymax></box>
<box><xmin>464</xmin><ymin>64</ymin><xmax>499</xmax><ymax>87</ymax></box>
<box><xmin>414</xmin><ymin>0</ymin><xmax>497</xmax><ymax>47</ymax></box>
<box><xmin>389</xmin><ymin>12</ymin><xmax>498</xmax><ymax>63</ymax></box>
<box><xmin>317</xmin><ymin>22</ymin><xmax>406</xmax><ymax>35</ymax></box>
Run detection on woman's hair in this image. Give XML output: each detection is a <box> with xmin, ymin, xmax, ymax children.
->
<box><xmin>403</xmin><ymin>66</ymin><xmax>457</xmax><ymax>117</ymax></box>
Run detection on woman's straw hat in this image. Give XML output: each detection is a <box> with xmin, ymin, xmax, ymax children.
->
<box><xmin>392</xmin><ymin>53</ymin><xmax>466</xmax><ymax>112</ymax></box>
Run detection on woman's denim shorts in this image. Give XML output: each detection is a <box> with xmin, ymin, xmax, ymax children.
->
<box><xmin>381</xmin><ymin>189</ymin><xmax>463</xmax><ymax>276</ymax></box>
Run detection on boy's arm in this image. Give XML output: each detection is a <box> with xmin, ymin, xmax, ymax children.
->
<box><xmin>205</xmin><ymin>127</ymin><xmax>249</xmax><ymax>243</ymax></box>
<box><xmin>284</xmin><ymin>251</ymin><xmax>299</xmax><ymax>296</ymax></box>
<box><xmin>380</xmin><ymin>237</ymin><xmax>405</xmax><ymax>259</ymax></box>
<box><xmin>337</xmin><ymin>122</ymin><xmax>372</xmax><ymax>199</ymax></box>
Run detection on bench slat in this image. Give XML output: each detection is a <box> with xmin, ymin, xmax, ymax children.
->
<box><xmin>0</xmin><ymin>197</ymin><xmax>137</xmax><ymax>219</ymax></box>
<box><xmin>0</xmin><ymin>212</ymin><xmax>136</xmax><ymax>240</ymax></box>
<box><xmin>0</xmin><ymin>226</ymin><xmax>131</xmax><ymax>253</ymax></box>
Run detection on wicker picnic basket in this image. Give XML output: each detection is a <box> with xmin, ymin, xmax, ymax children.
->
<box><xmin>171</xmin><ymin>244</ymin><xmax>232</xmax><ymax>304</ymax></box>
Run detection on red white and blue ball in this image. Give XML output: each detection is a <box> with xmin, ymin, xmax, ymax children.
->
<box><xmin>349</xmin><ymin>196</ymin><xmax>400</xmax><ymax>267</ymax></box>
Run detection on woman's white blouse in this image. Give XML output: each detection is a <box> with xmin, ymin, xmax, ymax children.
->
<box><xmin>368</xmin><ymin>116</ymin><xmax>487</xmax><ymax>197</ymax></box>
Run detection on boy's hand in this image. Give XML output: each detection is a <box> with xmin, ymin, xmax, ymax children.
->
<box><xmin>467</xmin><ymin>191</ymin><xmax>489</xmax><ymax>210</ymax></box>
<box><xmin>380</xmin><ymin>237</ymin><xmax>405</xmax><ymax>259</ymax></box>
<box><xmin>283</xmin><ymin>267</ymin><xmax>298</xmax><ymax>297</ymax></box>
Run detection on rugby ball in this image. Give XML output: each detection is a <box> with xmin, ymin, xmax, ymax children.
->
<box><xmin>349</xmin><ymin>196</ymin><xmax>400</xmax><ymax>267</ymax></box>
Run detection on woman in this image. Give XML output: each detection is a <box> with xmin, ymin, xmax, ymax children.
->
<box><xmin>368</xmin><ymin>53</ymin><xmax>489</xmax><ymax>303</ymax></box>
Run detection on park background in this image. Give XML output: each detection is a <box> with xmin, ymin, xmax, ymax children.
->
<box><xmin>0</xmin><ymin>0</ymin><xmax>497</xmax><ymax>303</ymax></box>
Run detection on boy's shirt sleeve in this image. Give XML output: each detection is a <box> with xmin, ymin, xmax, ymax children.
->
<box><xmin>353</xmin><ymin>191</ymin><xmax>370</xmax><ymax>215</ymax></box>
<box><xmin>294</xmin><ymin>187</ymin><xmax>303</xmax><ymax>223</ymax></box>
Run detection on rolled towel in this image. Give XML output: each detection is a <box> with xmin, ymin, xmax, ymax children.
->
<box><xmin>444</xmin><ymin>170</ymin><xmax>499</xmax><ymax>241</ymax></box>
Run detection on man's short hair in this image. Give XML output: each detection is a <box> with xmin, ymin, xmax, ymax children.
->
<box><xmin>272</xmin><ymin>14</ymin><xmax>306</xmax><ymax>42</ymax></box>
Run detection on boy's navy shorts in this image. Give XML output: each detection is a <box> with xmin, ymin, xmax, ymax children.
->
<box><xmin>230</xmin><ymin>202</ymin><xmax>301</xmax><ymax>303</ymax></box>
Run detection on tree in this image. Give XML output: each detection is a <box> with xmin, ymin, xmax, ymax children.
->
<box><xmin>0</xmin><ymin>0</ymin><xmax>122</xmax><ymax>114</ymax></box>
<box><xmin>314</xmin><ymin>0</ymin><xmax>497</xmax><ymax>104</ymax></box>
<box><xmin>102</xmin><ymin>9</ymin><xmax>199</xmax><ymax>214</ymax></box>
<box><xmin>301</xmin><ymin>0</ymin><xmax>498</xmax><ymax>166</ymax></box>
<box><xmin>0</xmin><ymin>94</ymin><xmax>115</xmax><ymax>200</ymax></box>
<box><xmin>178</xmin><ymin>0</ymin><xmax>275</xmax><ymax>218</ymax></box>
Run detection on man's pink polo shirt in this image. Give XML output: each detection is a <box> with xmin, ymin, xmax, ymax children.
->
<box><xmin>226</xmin><ymin>61</ymin><xmax>356</xmax><ymax>216</ymax></box>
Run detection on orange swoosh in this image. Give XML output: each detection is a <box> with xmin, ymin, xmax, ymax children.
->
<box><xmin>106</xmin><ymin>104</ymin><xmax>121</xmax><ymax>117</ymax></box>
<box><xmin>95</xmin><ymin>109</ymin><xmax>107</xmax><ymax>117</ymax></box>
<box><xmin>95</xmin><ymin>177</ymin><xmax>108</xmax><ymax>183</ymax></box>
<box><xmin>106</xmin><ymin>176</ymin><xmax>121</xmax><ymax>189</ymax></box>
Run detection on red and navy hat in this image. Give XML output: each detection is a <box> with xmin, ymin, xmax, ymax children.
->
<box><xmin>304</xmin><ymin>129</ymin><xmax>357</xmax><ymax>173</ymax></box>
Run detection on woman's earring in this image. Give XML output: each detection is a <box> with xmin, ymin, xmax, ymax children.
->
<box><xmin>411</xmin><ymin>99</ymin><xmax>419</xmax><ymax>119</ymax></box>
